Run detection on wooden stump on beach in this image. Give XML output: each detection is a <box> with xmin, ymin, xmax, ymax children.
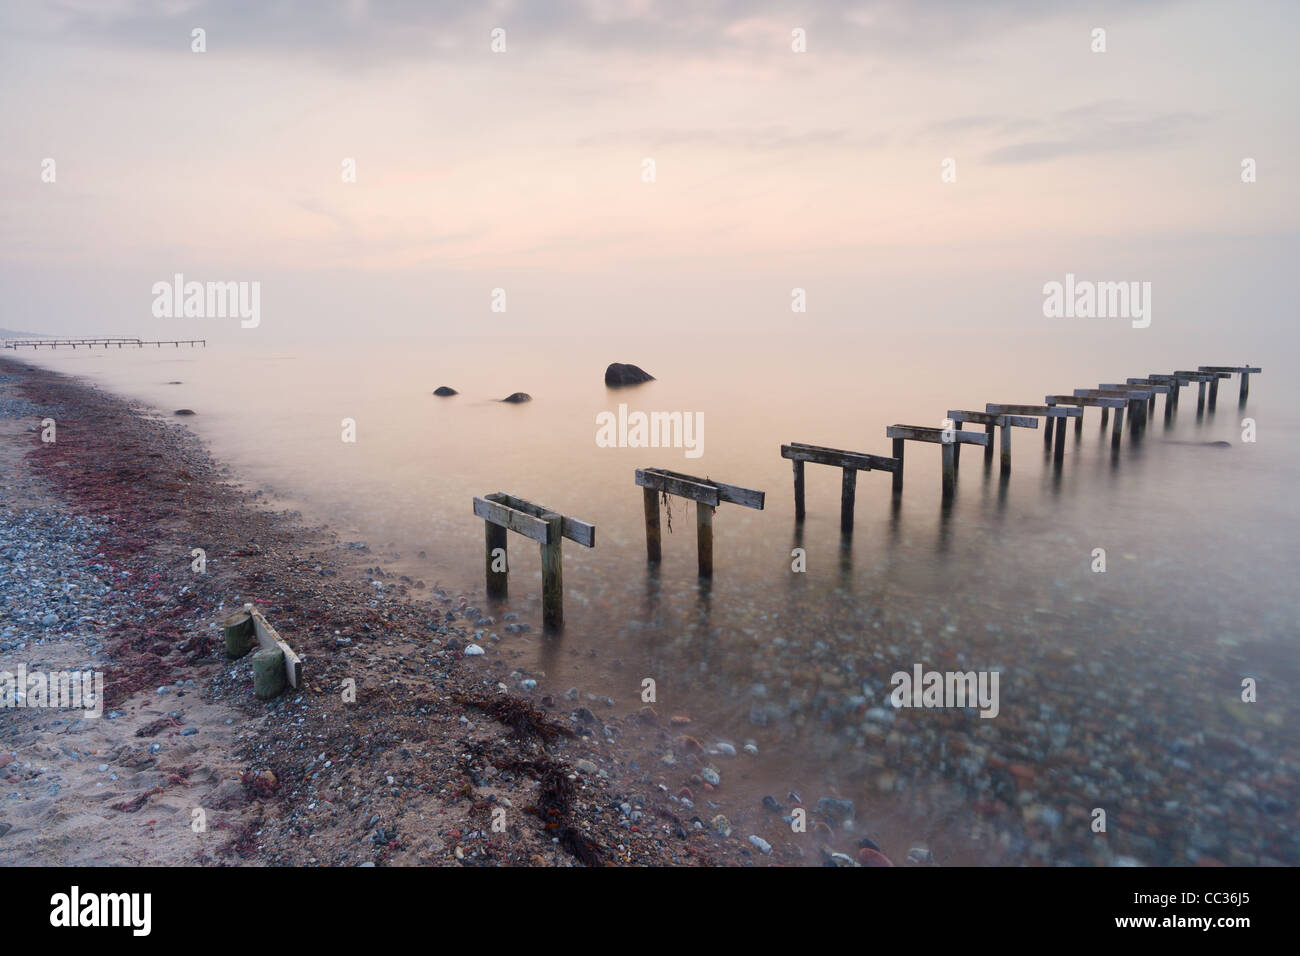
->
<box><xmin>253</xmin><ymin>647</ymin><xmax>286</xmax><ymax>699</ymax></box>
<box><xmin>223</xmin><ymin>610</ymin><xmax>255</xmax><ymax>659</ymax></box>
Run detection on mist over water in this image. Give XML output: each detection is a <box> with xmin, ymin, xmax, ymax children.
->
<box><xmin>18</xmin><ymin>331</ymin><xmax>1300</xmax><ymax>864</ymax></box>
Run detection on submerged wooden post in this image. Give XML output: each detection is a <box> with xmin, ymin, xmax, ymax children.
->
<box><xmin>840</xmin><ymin>467</ymin><xmax>857</xmax><ymax>532</ymax></box>
<box><xmin>696</xmin><ymin>504</ymin><xmax>714</xmax><ymax>576</ymax></box>
<box><xmin>1208</xmin><ymin>376</ymin><xmax>1219</xmax><ymax>410</ymax></box>
<box><xmin>1053</xmin><ymin>413</ymin><xmax>1067</xmax><ymax>463</ymax></box>
<box><xmin>983</xmin><ymin>423</ymin><xmax>995</xmax><ymax>465</ymax></box>
<box><xmin>541</xmin><ymin>512</ymin><xmax>563</xmax><ymax>630</ymax></box>
<box><xmin>1100</xmin><ymin>407</ymin><xmax>1109</xmax><ymax>427</ymax></box>
<box><xmin>940</xmin><ymin>442</ymin><xmax>956</xmax><ymax>499</ymax></box>
<box><xmin>1197</xmin><ymin>380</ymin><xmax>1206</xmax><ymax>413</ymax></box>
<box><xmin>892</xmin><ymin>438</ymin><xmax>905</xmax><ymax>494</ymax></box>
<box><xmin>643</xmin><ymin>487</ymin><xmax>662</xmax><ymax>561</ymax></box>
<box><xmin>1044</xmin><ymin>415</ymin><xmax>1054</xmax><ymax>445</ymax></box>
<box><xmin>999</xmin><ymin>423</ymin><xmax>1012</xmax><ymax>474</ymax></box>
<box><xmin>486</xmin><ymin>522</ymin><xmax>508</xmax><ymax>598</ymax></box>
<box><xmin>792</xmin><ymin>459</ymin><xmax>806</xmax><ymax>522</ymax></box>
<box><xmin>1111</xmin><ymin>406</ymin><xmax>1124</xmax><ymax>448</ymax></box>
<box><xmin>1240</xmin><ymin>372</ymin><xmax>1250</xmax><ymax>402</ymax></box>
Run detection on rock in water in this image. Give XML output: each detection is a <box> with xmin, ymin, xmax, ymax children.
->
<box><xmin>500</xmin><ymin>392</ymin><xmax>531</xmax><ymax>403</ymax></box>
<box><xmin>433</xmin><ymin>386</ymin><xmax>458</xmax><ymax>396</ymax></box>
<box><xmin>173</xmin><ymin>409</ymin><xmax>196</xmax><ymax>416</ymax></box>
<box><xmin>604</xmin><ymin>363</ymin><xmax>655</xmax><ymax>386</ymax></box>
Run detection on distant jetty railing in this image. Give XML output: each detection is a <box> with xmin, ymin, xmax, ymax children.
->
<box><xmin>2</xmin><ymin>337</ymin><xmax>206</xmax><ymax>349</ymax></box>
<box><xmin>464</xmin><ymin>362</ymin><xmax>1259</xmax><ymax>621</ymax></box>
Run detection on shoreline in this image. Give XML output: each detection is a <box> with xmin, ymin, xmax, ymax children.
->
<box><xmin>0</xmin><ymin>355</ymin><xmax>760</xmax><ymax>866</ymax></box>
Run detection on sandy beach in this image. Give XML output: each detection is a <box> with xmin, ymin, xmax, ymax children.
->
<box><xmin>0</xmin><ymin>355</ymin><xmax>770</xmax><ymax>866</ymax></box>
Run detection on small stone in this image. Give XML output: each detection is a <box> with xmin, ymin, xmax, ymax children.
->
<box><xmin>464</xmin><ymin>644</ymin><xmax>485</xmax><ymax>656</ymax></box>
<box><xmin>748</xmin><ymin>835</ymin><xmax>772</xmax><ymax>854</ymax></box>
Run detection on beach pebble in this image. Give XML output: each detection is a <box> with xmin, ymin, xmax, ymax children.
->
<box><xmin>463</xmin><ymin>644</ymin><xmax>485</xmax><ymax>656</ymax></box>
<box><xmin>748</xmin><ymin>835</ymin><xmax>772</xmax><ymax>854</ymax></box>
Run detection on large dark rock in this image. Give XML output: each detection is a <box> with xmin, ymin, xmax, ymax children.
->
<box><xmin>604</xmin><ymin>363</ymin><xmax>655</xmax><ymax>387</ymax></box>
<box><xmin>173</xmin><ymin>409</ymin><xmax>196</xmax><ymax>416</ymax></box>
<box><xmin>433</xmin><ymin>386</ymin><xmax>458</xmax><ymax>396</ymax></box>
<box><xmin>500</xmin><ymin>392</ymin><xmax>532</xmax><ymax>404</ymax></box>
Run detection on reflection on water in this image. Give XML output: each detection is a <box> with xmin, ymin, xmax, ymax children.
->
<box><xmin>23</xmin><ymin>332</ymin><xmax>1300</xmax><ymax>865</ymax></box>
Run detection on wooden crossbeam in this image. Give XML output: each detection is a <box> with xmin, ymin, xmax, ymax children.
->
<box><xmin>635</xmin><ymin>469</ymin><xmax>719</xmax><ymax>506</ymax></box>
<box><xmin>886</xmin><ymin>425</ymin><xmax>988</xmax><ymax>445</ymax></box>
<box><xmin>648</xmin><ymin>468</ymin><xmax>765</xmax><ymax>510</ymax></box>
<box><xmin>486</xmin><ymin>492</ymin><xmax>595</xmax><ymax>547</ymax></box>
<box><xmin>1047</xmin><ymin>395</ymin><xmax>1126</xmax><ymax>408</ymax></box>
<box><xmin>473</xmin><ymin>496</ymin><xmax>551</xmax><ymax>543</ymax></box>
<box><xmin>985</xmin><ymin>403</ymin><xmax>1081</xmax><ymax>418</ymax></box>
<box><xmin>1199</xmin><ymin>365</ymin><xmax>1261</xmax><ymax>374</ymax></box>
<box><xmin>246</xmin><ymin>605</ymin><xmax>304</xmax><ymax>690</ymax></box>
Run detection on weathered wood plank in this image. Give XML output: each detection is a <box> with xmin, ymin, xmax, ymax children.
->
<box><xmin>1046</xmin><ymin>395</ymin><xmax>1127</xmax><ymax>408</ymax></box>
<box><xmin>886</xmin><ymin>425</ymin><xmax>988</xmax><ymax>446</ymax></box>
<box><xmin>540</xmin><ymin>513</ymin><xmax>563</xmax><ymax>630</ymax></box>
<box><xmin>635</xmin><ymin>469</ymin><xmax>720</xmax><ymax>507</ymax></box>
<box><xmin>781</xmin><ymin>443</ymin><xmax>875</xmax><ymax>471</ymax></box>
<box><xmin>646</xmin><ymin>468</ymin><xmax>765</xmax><ymax>510</ymax></box>
<box><xmin>473</xmin><ymin>496</ymin><xmax>551</xmax><ymax>544</ymax></box>
<box><xmin>1199</xmin><ymin>366</ymin><xmax>1261</xmax><ymax>374</ymax></box>
<box><xmin>487</xmin><ymin>492</ymin><xmax>595</xmax><ymax>547</ymax></box>
<box><xmin>643</xmin><ymin>487</ymin><xmax>661</xmax><ymax>562</ymax></box>
<box><xmin>946</xmin><ymin>410</ymin><xmax>1038</xmax><ymax>428</ymax></box>
<box><xmin>985</xmin><ymin>403</ymin><xmax>1080</xmax><ymax>418</ymax></box>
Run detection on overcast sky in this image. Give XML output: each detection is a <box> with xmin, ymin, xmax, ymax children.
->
<box><xmin>2</xmin><ymin>0</ymin><xmax>1297</xmax><ymax>342</ymax></box>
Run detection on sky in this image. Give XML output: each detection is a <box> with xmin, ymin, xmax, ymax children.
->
<box><xmin>2</xmin><ymin>0</ymin><xmax>1297</xmax><ymax>343</ymax></box>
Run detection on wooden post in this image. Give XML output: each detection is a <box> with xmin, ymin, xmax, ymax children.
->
<box><xmin>984</xmin><ymin>423</ymin><xmax>995</xmax><ymax>465</ymax></box>
<box><xmin>252</xmin><ymin>647</ymin><xmax>285</xmax><ymax>699</ymax></box>
<box><xmin>1044</xmin><ymin>415</ymin><xmax>1054</xmax><ymax>445</ymax></box>
<box><xmin>892</xmin><ymin>437</ymin><xmax>905</xmax><ymax>495</ymax></box>
<box><xmin>999</xmin><ymin>423</ymin><xmax>1012</xmax><ymax>475</ymax></box>
<box><xmin>696</xmin><ymin>504</ymin><xmax>714</xmax><ymax>577</ymax></box>
<box><xmin>1053</xmin><ymin>414</ymin><xmax>1067</xmax><ymax>462</ymax></box>
<box><xmin>486</xmin><ymin>522</ymin><xmax>508</xmax><ymax>598</ymax></box>
<box><xmin>1100</xmin><ymin>407</ymin><xmax>1109</xmax><ymax>427</ymax></box>
<box><xmin>793</xmin><ymin>459</ymin><xmax>806</xmax><ymax>523</ymax></box>
<box><xmin>643</xmin><ymin>487</ymin><xmax>662</xmax><ymax>562</ymax></box>
<box><xmin>1111</xmin><ymin>406</ymin><xmax>1124</xmax><ymax>448</ymax></box>
<box><xmin>1197</xmin><ymin>381</ymin><xmax>1206</xmax><ymax>414</ymax></box>
<box><xmin>1074</xmin><ymin>412</ymin><xmax>1082</xmax><ymax>436</ymax></box>
<box><xmin>1240</xmin><ymin>372</ymin><xmax>1250</xmax><ymax>403</ymax></box>
<box><xmin>541</xmin><ymin>513</ymin><xmax>563</xmax><ymax>631</ymax></box>
<box><xmin>1209</xmin><ymin>377</ymin><xmax>1219</xmax><ymax>410</ymax></box>
<box><xmin>223</xmin><ymin>610</ymin><xmax>255</xmax><ymax>659</ymax></box>
<box><xmin>941</xmin><ymin>442</ymin><xmax>956</xmax><ymax>500</ymax></box>
<box><xmin>840</xmin><ymin>467</ymin><xmax>856</xmax><ymax>534</ymax></box>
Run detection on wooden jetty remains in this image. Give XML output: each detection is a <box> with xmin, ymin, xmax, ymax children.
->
<box><xmin>1171</xmin><ymin>371</ymin><xmax>1223</xmax><ymax>413</ymax></box>
<box><xmin>2</xmin><ymin>337</ymin><xmax>206</xmax><ymax>350</ymax></box>
<box><xmin>1199</xmin><ymin>365</ymin><xmax>1261</xmax><ymax>405</ymax></box>
<box><xmin>635</xmin><ymin>467</ymin><xmax>764</xmax><ymax>576</ymax></box>
<box><xmin>946</xmin><ymin>411</ymin><xmax>1038</xmax><ymax>475</ymax></box>
<box><xmin>780</xmin><ymin>442</ymin><xmax>900</xmax><ymax>531</ymax></box>
<box><xmin>886</xmin><ymin>425</ymin><xmax>988</xmax><ymax>500</ymax></box>
<box><xmin>984</xmin><ymin>404</ymin><xmax>1081</xmax><ymax>464</ymax></box>
<box><xmin>472</xmin><ymin>492</ymin><xmax>595</xmax><ymax>630</ymax></box>
<box><xmin>222</xmin><ymin>604</ymin><xmax>304</xmax><ymax>698</ymax></box>
<box><xmin>1046</xmin><ymin>395</ymin><xmax>1128</xmax><ymax>447</ymax></box>
<box><xmin>1075</xmin><ymin>388</ymin><xmax>1151</xmax><ymax>430</ymax></box>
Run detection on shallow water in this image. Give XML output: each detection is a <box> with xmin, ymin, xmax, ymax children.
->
<box><xmin>18</xmin><ymin>330</ymin><xmax>1300</xmax><ymax>865</ymax></box>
